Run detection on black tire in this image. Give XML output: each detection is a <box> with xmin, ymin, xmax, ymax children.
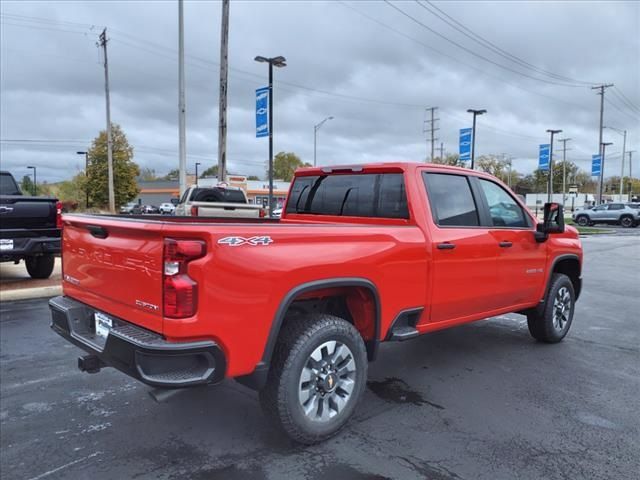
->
<box><xmin>575</xmin><ymin>215</ymin><xmax>589</xmax><ymax>227</ymax></box>
<box><xmin>619</xmin><ymin>215</ymin><xmax>634</xmax><ymax>228</ymax></box>
<box><xmin>25</xmin><ymin>254</ymin><xmax>55</xmax><ymax>279</ymax></box>
<box><xmin>527</xmin><ymin>273</ymin><xmax>575</xmax><ymax>343</ymax></box>
<box><xmin>259</xmin><ymin>313</ymin><xmax>368</xmax><ymax>444</ymax></box>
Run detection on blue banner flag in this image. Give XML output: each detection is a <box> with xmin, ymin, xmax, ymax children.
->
<box><xmin>255</xmin><ymin>87</ymin><xmax>269</xmax><ymax>138</ymax></box>
<box><xmin>459</xmin><ymin>128</ymin><xmax>472</xmax><ymax>162</ymax></box>
<box><xmin>591</xmin><ymin>154</ymin><xmax>602</xmax><ymax>177</ymax></box>
<box><xmin>538</xmin><ymin>144</ymin><xmax>550</xmax><ymax>171</ymax></box>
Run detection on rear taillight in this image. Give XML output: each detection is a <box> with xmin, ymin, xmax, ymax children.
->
<box><xmin>163</xmin><ymin>238</ymin><xmax>206</xmax><ymax>318</ymax></box>
<box><xmin>190</xmin><ymin>205</ymin><xmax>198</xmax><ymax>216</ymax></box>
<box><xmin>56</xmin><ymin>201</ymin><xmax>63</xmax><ymax>229</ymax></box>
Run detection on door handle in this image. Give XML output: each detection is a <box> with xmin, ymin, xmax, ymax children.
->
<box><xmin>499</xmin><ymin>241</ymin><xmax>513</xmax><ymax>248</ymax></box>
<box><xmin>437</xmin><ymin>242</ymin><xmax>456</xmax><ymax>250</ymax></box>
<box><xmin>86</xmin><ymin>225</ymin><xmax>109</xmax><ymax>239</ymax></box>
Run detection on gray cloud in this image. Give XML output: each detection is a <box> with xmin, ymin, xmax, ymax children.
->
<box><xmin>1</xmin><ymin>0</ymin><xmax>638</xmax><ymax>184</ymax></box>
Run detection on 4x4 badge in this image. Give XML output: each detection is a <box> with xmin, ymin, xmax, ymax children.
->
<box><xmin>218</xmin><ymin>236</ymin><xmax>273</xmax><ymax>247</ymax></box>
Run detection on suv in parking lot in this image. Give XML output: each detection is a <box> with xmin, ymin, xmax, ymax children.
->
<box><xmin>572</xmin><ymin>203</ymin><xmax>639</xmax><ymax>228</ymax></box>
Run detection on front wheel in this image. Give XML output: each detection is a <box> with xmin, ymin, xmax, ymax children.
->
<box><xmin>259</xmin><ymin>313</ymin><xmax>368</xmax><ymax>444</ymax></box>
<box><xmin>527</xmin><ymin>273</ymin><xmax>575</xmax><ymax>343</ymax></box>
<box><xmin>575</xmin><ymin>215</ymin><xmax>589</xmax><ymax>227</ymax></box>
<box><xmin>620</xmin><ymin>216</ymin><xmax>634</xmax><ymax>228</ymax></box>
<box><xmin>25</xmin><ymin>254</ymin><xmax>55</xmax><ymax>279</ymax></box>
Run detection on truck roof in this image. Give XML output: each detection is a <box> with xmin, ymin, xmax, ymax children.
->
<box><xmin>295</xmin><ymin>162</ymin><xmax>481</xmax><ymax>177</ymax></box>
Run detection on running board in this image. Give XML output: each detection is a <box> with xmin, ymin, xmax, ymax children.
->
<box><xmin>386</xmin><ymin>308</ymin><xmax>423</xmax><ymax>342</ymax></box>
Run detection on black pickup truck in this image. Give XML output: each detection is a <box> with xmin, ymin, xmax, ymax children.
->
<box><xmin>0</xmin><ymin>171</ymin><xmax>61</xmax><ymax>278</ymax></box>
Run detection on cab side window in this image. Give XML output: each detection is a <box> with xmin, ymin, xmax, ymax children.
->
<box><xmin>478</xmin><ymin>179</ymin><xmax>528</xmax><ymax>228</ymax></box>
<box><xmin>423</xmin><ymin>173</ymin><xmax>479</xmax><ymax>226</ymax></box>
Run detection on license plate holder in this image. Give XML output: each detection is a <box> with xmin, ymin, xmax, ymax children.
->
<box><xmin>94</xmin><ymin>312</ymin><xmax>113</xmax><ymax>339</ymax></box>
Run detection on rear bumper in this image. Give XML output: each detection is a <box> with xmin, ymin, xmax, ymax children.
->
<box><xmin>0</xmin><ymin>235</ymin><xmax>60</xmax><ymax>261</ymax></box>
<box><xmin>49</xmin><ymin>296</ymin><xmax>226</xmax><ymax>388</ymax></box>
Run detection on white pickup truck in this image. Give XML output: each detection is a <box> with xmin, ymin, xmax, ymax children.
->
<box><xmin>174</xmin><ymin>185</ymin><xmax>265</xmax><ymax>218</ymax></box>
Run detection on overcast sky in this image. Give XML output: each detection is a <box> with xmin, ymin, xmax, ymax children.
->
<box><xmin>1</xmin><ymin>0</ymin><xmax>639</xmax><ymax>183</ymax></box>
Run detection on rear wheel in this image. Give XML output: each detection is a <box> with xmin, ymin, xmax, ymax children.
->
<box><xmin>575</xmin><ymin>215</ymin><xmax>589</xmax><ymax>227</ymax></box>
<box><xmin>620</xmin><ymin>215</ymin><xmax>634</xmax><ymax>228</ymax></box>
<box><xmin>259</xmin><ymin>313</ymin><xmax>368</xmax><ymax>444</ymax></box>
<box><xmin>527</xmin><ymin>273</ymin><xmax>575</xmax><ymax>343</ymax></box>
<box><xmin>25</xmin><ymin>254</ymin><xmax>55</xmax><ymax>279</ymax></box>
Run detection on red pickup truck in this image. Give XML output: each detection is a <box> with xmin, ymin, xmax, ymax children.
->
<box><xmin>50</xmin><ymin>162</ymin><xmax>582</xmax><ymax>443</ymax></box>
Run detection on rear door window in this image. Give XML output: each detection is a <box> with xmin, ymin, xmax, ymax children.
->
<box><xmin>286</xmin><ymin>173</ymin><xmax>409</xmax><ymax>219</ymax></box>
<box><xmin>423</xmin><ymin>173</ymin><xmax>479</xmax><ymax>226</ymax></box>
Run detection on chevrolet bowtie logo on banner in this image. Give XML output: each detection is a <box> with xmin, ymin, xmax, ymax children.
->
<box><xmin>459</xmin><ymin>128</ymin><xmax>472</xmax><ymax>163</ymax></box>
<box><xmin>256</xmin><ymin>87</ymin><xmax>269</xmax><ymax>138</ymax></box>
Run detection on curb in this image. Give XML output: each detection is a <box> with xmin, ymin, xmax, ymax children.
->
<box><xmin>0</xmin><ymin>285</ymin><xmax>63</xmax><ymax>302</ymax></box>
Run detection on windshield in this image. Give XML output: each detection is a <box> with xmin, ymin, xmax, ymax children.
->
<box><xmin>0</xmin><ymin>173</ymin><xmax>21</xmax><ymax>196</ymax></box>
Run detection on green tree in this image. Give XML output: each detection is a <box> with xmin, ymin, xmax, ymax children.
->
<box><xmin>163</xmin><ymin>169</ymin><xmax>180</xmax><ymax>181</ymax></box>
<box><xmin>247</xmin><ymin>175</ymin><xmax>260</xmax><ymax>181</ymax></box>
<box><xmin>58</xmin><ymin>173</ymin><xmax>88</xmax><ymax>208</ymax></box>
<box><xmin>200</xmin><ymin>165</ymin><xmax>218</xmax><ymax>178</ymax></box>
<box><xmin>431</xmin><ymin>153</ymin><xmax>465</xmax><ymax>167</ymax></box>
<box><xmin>138</xmin><ymin>167</ymin><xmax>158</xmax><ymax>181</ymax></box>
<box><xmin>271</xmin><ymin>152</ymin><xmax>310</xmax><ymax>181</ymax></box>
<box><xmin>86</xmin><ymin>124</ymin><xmax>140</xmax><ymax>208</ymax></box>
<box><xmin>21</xmin><ymin>175</ymin><xmax>36</xmax><ymax>195</ymax></box>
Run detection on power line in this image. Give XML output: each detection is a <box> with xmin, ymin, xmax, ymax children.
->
<box><xmin>610</xmin><ymin>88</ymin><xmax>640</xmax><ymax>115</ymax></box>
<box><xmin>337</xmin><ymin>1</ymin><xmax>584</xmax><ymax>110</ymax></box>
<box><xmin>382</xmin><ymin>0</ymin><xmax>587</xmax><ymax>88</ymax></box>
<box><xmin>417</xmin><ymin>1</ymin><xmax>596</xmax><ymax>86</ymax></box>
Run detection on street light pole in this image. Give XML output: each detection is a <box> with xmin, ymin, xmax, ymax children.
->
<box><xmin>77</xmin><ymin>151</ymin><xmax>89</xmax><ymax>208</ymax></box>
<box><xmin>27</xmin><ymin>166</ymin><xmax>36</xmax><ymax>195</ymax></box>
<box><xmin>313</xmin><ymin>116</ymin><xmax>334</xmax><ymax>167</ymax></box>
<box><xmin>467</xmin><ymin>108</ymin><xmax>486</xmax><ymax>169</ymax></box>
<box><xmin>558</xmin><ymin>138</ymin><xmax>571</xmax><ymax>205</ymax></box>
<box><xmin>604</xmin><ymin>126</ymin><xmax>627</xmax><ymax>200</ymax></box>
<box><xmin>195</xmin><ymin>162</ymin><xmax>201</xmax><ymax>186</ymax></box>
<box><xmin>254</xmin><ymin>55</ymin><xmax>286</xmax><ymax>217</ymax></box>
<box><xmin>599</xmin><ymin>142</ymin><xmax>613</xmax><ymax>204</ymax></box>
<box><xmin>546</xmin><ymin>129</ymin><xmax>562</xmax><ymax>203</ymax></box>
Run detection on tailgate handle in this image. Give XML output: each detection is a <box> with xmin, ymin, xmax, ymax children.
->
<box><xmin>86</xmin><ymin>225</ymin><xmax>109</xmax><ymax>239</ymax></box>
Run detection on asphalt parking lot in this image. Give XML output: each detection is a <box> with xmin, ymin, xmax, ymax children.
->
<box><xmin>1</xmin><ymin>234</ymin><xmax>639</xmax><ymax>480</ymax></box>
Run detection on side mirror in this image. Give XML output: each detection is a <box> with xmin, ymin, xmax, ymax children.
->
<box><xmin>170</xmin><ymin>198</ymin><xmax>179</xmax><ymax>205</ymax></box>
<box><xmin>535</xmin><ymin>202</ymin><xmax>565</xmax><ymax>243</ymax></box>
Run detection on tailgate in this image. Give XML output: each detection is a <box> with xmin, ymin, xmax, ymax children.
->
<box><xmin>61</xmin><ymin>216</ymin><xmax>165</xmax><ymax>333</ymax></box>
<box><xmin>194</xmin><ymin>202</ymin><xmax>262</xmax><ymax>218</ymax></box>
<box><xmin>0</xmin><ymin>196</ymin><xmax>57</xmax><ymax>230</ymax></box>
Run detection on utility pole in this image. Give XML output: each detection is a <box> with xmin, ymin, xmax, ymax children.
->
<box><xmin>620</xmin><ymin>130</ymin><xmax>626</xmax><ymax>200</ymax></box>
<box><xmin>178</xmin><ymin>0</ymin><xmax>187</xmax><ymax>196</ymax></box>
<box><xmin>99</xmin><ymin>28</ymin><xmax>115</xmax><ymax>213</ymax></box>
<box><xmin>599</xmin><ymin>142</ymin><xmax>613</xmax><ymax>204</ymax></box>
<box><xmin>423</xmin><ymin>107</ymin><xmax>439</xmax><ymax>161</ymax></box>
<box><xmin>628</xmin><ymin>151</ymin><xmax>636</xmax><ymax>202</ymax></box>
<box><xmin>217</xmin><ymin>0</ymin><xmax>229</xmax><ymax>183</ymax></box>
<box><xmin>592</xmin><ymin>84</ymin><xmax>613</xmax><ymax>204</ymax></box>
<box><xmin>546</xmin><ymin>129</ymin><xmax>562</xmax><ymax>203</ymax></box>
<box><xmin>439</xmin><ymin>142</ymin><xmax>444</xmax><ymax>160</ymax></box>
<box><xmin>558</xmin><ymin>138</ymin><xmax>571</xmax><ymax>205</ymax></box>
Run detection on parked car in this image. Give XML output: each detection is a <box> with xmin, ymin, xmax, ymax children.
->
<box><xmin>272</xmin><ymin>208</ymin><xmax>283</xmax><ymax>218</ymax></box>
<box><xmin>572</xmin><ymin>202</ymin><xmax>639</xmax><ymax>228</ymax></box>
<box><xmin>158</xmin><ymin>203</ymin><xmax>175</xmax><ymax>215</ymax></box>
<box><xmin>174</xmin><ymin>185</ymin><xmax>264</xmax><ymax>218</ymax></box>
<box><xmin>131</xmin><ymin>204</ymin><xmax>158</xmax><ymax>215</ymax></box>
<box><xmin>120</xmin><ymin>202</ymin><xmax>137</xmax><ymax>214</ymax></box>
<box><xmin>0</xmin><ymin>170</ymin><xmax>61</xmax><ymax>278</ymax></box>
<box><xmin>50</xmin><ymin>162</ymin><xmax>582</xmax><ymax>444</ymax></box>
